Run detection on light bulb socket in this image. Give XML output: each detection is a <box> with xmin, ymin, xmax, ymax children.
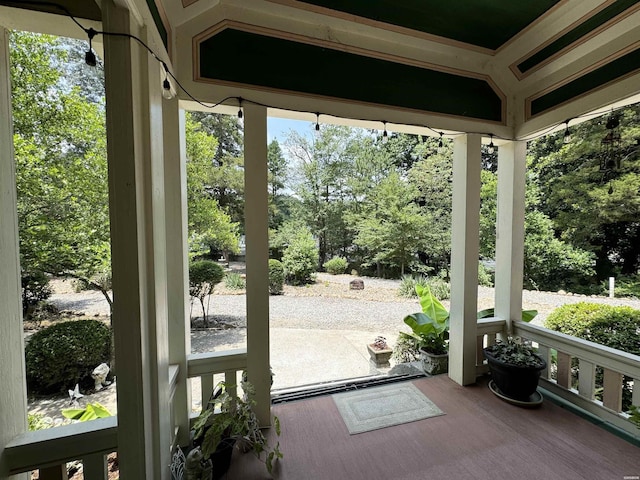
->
<box><xmin>162</xmin><ymin>78</ymin><xmax>174</xmax><ymax>100</ymax></box>
<box><xmin>488</xmin><ymin>144</ymin><xmax>495</xmax><ymax>154</ymax></box>
<box><xmin>563</xmin><ymin>127</ymin><xmax>571</xmax><ymax>144</ymax></box>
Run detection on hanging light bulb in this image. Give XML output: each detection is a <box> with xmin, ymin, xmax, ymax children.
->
<box><xmin>161</xmin><ymin>64</ymin><xmax>174</xmax><ymax>100</ymax></box>
<box><xmin>315</xmin><ymin>113</ymin><xmax>320</xmax><ymax>137</ymax></box>
<box><xmin>85</xmin><ymin>28</ymin><xmax>97</xmax><ymax>67</ymax></box>
<box><xmin>437</xmin><ymin>132</ymin><xmax>445</xmax><ymax>153</ymax></box>
<box><xmin>487</xmin><ymin>134</ymin><xmax>495</xmax><ymax>154</ymax></box>
<box><xmin>563</xmin><ymin>120</ymin><xmax>571</xmax><ymax>144</ymax></box>
<box><xmin>237</xmin><ymin>98</ymin><xmax>243</xmax><ymax>119</ymax></box>
<box><xmin>608</xmin><ymin>182</ymin><xmax>614</xmax><ymax>195</ymax></box>
<box><xmin>382</xmin><ymin>121</ymin><xmax>388</xmax><ymax>143</ymax></box>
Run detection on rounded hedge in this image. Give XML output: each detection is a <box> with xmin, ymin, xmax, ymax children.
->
<box><xmin>544</xmin><ymin>303</ymin><xmax>640</xmax><ymax>355</ymax></box>
<box><xmin>269</xmin><ymin>259</ymin><xmax>284</xmax><ymax>295</ymax></box>
<box><xmin>323</xmin><ymin>257</ymin><xmax>348</xmax><ymax>275</ymax></box>
<box><xmin>25</xmin><ymin>320</ymin><xmax>112</xmax><ymax>395</ymax></box>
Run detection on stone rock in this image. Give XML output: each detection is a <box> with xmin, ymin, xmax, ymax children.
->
<box><xmin>349</xmin><ymin>278</ymin><xmax>365</xmax><ymax>290</ymax></box>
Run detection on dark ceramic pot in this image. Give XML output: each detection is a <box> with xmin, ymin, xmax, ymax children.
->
<box><xmin>211</xmin><ymin>438</ymin><xmax>236</xmax><ymax>480</ymax></box>
<box><xmin>483</xmin><ymin>349</ymin><xmax>546</xmax><ymax>401</ymax></box>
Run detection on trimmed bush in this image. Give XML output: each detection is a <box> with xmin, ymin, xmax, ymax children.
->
<box><xmin>282</xmin><ymin>230</ymin><xmax>318</xmax><ymax>285</ymax></box>
<box><xmin>323</xmin><ymin>257</ymin><xmax>348</xmax><ymax>275</ymax></box>
<box><xmin>224</xmin><ymin>272</ymin><xmax>246</xmax><ymax>290</ymax></box>
<box><xmin>269</xmin><ymin>259</ymin><xmax>284</xmax><ymax>295</ymax></box>
<box><xmin>398</xmin><ymin>275</ymin><xmax>450</xmax><ymax>300</ymax></box>
<box><xmin>545</xmin><ymin>302</ymin><xmax>640</xmax><ymax>410</ymax></box>
<box><xmin>189</xmin><ymin>260</ymin><xmax>225</xmax><ymax>322</ymax></box>
<box><xmin>25</xmin><ymin>320</ymin><xmax>112</xmax><ymax>395</ymax></box>
<box><xmin>21</xmin><ymin>270</ymin><xmax>52</xmax><ymax>318</ymax></box>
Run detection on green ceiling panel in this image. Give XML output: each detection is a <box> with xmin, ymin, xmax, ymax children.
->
<box><xmin>198</xmin><ymin>28</ymin><xmax>503</xmax><ymax>122</ymax></box>
<box><xmin>518</xmin><ymin>0</ymin><xmax>639</xmax><ymax>74</ymax></box>
<box><xmin>298</xmin><ymin>0</ymin><xmax>559</xmax><ymax>50</ymax></box>
<box><xmin>531</xmin><ymin>47</ymin><xmax>640</xmax><ymax>116</ymax></box>
<box><xmin>146</xmin><ymin>0</ymin><xmax>168</xmax><ymax>50</ymax></box>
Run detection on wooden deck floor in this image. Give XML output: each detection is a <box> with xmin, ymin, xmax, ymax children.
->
<box><xmin>225</xmin><ymin>375</ymin><xmax>640</xmax><ymax>480</ymax></box>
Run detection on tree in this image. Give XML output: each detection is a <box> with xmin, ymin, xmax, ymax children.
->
<box><xmin>267</xmin><ymin>139</ymin><xmax>289</xmax><ymax>230</ymax></box>
<box><xmin>185</xmin><ymin>113</ymin><xmax>240</xmax><ymax>259</ymax></box>
<box><xmin>11</xmin><ymin>32</ymin><xmax>112</xmax><ymax>313</ymax></box>
<box><xmin>350</xmin><ymin>172</ymin><xmax>430</xmax><ymax>276</ymax></box>
<box><xmin>528</xmin><ymin>105</ymin><xmax>640</xmax><ymax>278</ymax></box>
<box><xmin>189</xmin><ymin>260</ymin><xmax>224</xmax><ymax>323</ymax></box>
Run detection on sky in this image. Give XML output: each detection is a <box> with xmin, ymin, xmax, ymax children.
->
<box><xmin>267</xmin><ymin>117</ymin><xmax>312</xmax><ymax>144</ymax></box>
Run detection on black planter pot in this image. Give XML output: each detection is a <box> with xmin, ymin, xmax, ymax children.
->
<box><xmin>211</xmin><ymin>438</ymin><xmax>236</xmax><ymax>480</ymax></box>
<box><xmin>483</xmin><ymin>349</ymin><xmax>546</xmax><ymax>401</ymax></box>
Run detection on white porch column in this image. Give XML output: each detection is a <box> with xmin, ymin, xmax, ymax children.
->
<box><xmin>494</xmin><ymin>141</ymin><xmax>527</xmax><ymax>333</ymax></box>
<box><xmin>103</xmin><ymin>1</ymin><xmax>170</xmax><ymax>478</ymax></box>
<box><xmin>163</xmin><ymin>101</ymin><xmax>191</xmax><ymax>447</ymax></box>
<box><xmin>243</xmin><ymin>104</ymin><xmax>271</xmax><ymax>425</ymax></box>
<box><xmin>449</xmin><ymin>134</ymin><xmax>482</xmax><ymax>386</ymax></box>
<box><xmin>0</xmin><ymin>27</ymin><xmax>28</xmax><ymax>480</ymax></box>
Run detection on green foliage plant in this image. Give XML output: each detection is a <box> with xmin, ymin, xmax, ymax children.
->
<box><xmin>398</xmin><ymin>274</ymin><xmax>428</xmax><ymax>298</ymax></box>
<box><xmin>192</xmin><ymin>381</ymin><xmax>282</xmax><ymax>476</ymax></box>
<box><xmin>400</xmin><ymin>285</ymin><xmax>450</xmax><ymax>355</ymax></box>
<box><xmin>25</xmin><ymin>320</ymin><xmax>112</xmax><ymax>394</ymax></box>
<box><xmin>224</xmin><ymin>272</ymin><xmax>246</xmax><ymax>290</ymax></box>
<box><xmin>21</xmin><ymin>270</ymin><xmax>52</xmax><ymax>319</ymax></box>
<box><xmin>282</xmin><ymin>229</ymin><xmax>318</xmax><ymax>285</ymax></box>
<box><xmin>28</xmin><ymin>413</ymin><xmax>54</xmax><ymax>431</ymax></box>
<box><xmin>268</xmin><ymin>259</ymin><xmax>285</xmax><ymax>295</ymax></box>
<box><xmin>189</xmin><ymin>260</ymin><xmax>225</xmax><ymax>323</ymax></box>
<box><xmin>323</xmin><ymin>257</ymin><xmax>348</xmax><ymax>275</ymax></box>
<box><xmin>545</xmin><ymin>302</ymin><xmax>640</xmax><ymax>410</ymax></box>
<box><xmin>62</xmin><ymin>402</ymin><xmax>112</xmax><ymax>422</ymax></box>
<box><xmin>483</xmin><ymin>338</ymin><xmax>544</xmax><ymax>368</ymax></box>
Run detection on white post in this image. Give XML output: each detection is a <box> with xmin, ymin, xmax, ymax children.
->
<box><xmin>609</xmin><ymin>277</ymin><xmax>615</xmax><ymax>298</ymax></box>
<box><xmin>163</xmin><ymin>101</ymin><xmax>191</xmax><ymax>447</ymax></box>
<box><xmin>494</xmin><ymin>141</ymin><xmax>527</xmax><ymax>333</ymax></box>
<box><xmin>102</xmin><ymin>1</ymin><xmax>171</xmax><ymax>477</ymax></box>
<box><xmin>0</xmin><ymin>27</ymin><xmax>29</xmax><ymax>480</ymax></box>
<box><xmin>449</xmin><ymin>134</ymin><xmax>481</xmax><ymax>386</ymax></box>
<box><xmin>243</xmin><ymin>103</ymin><xmax>271</xmax><ymax>425</ymax></box>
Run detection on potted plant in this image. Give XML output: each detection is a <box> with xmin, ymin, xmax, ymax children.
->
<box><xmin>399</xmin><ymin>285</ymin><xmax>450</xmax><ymax>375</ymax></box>
<box><xmin>190</xmin><ymin>380</ymin><xmax>282</xmax><ymax>479</ymax></box>
<box><xmin>367</xmin><ymin>336</ymin><xmax>393</xmax><ymax>366</ymax></box>
<box><xmin>483</xmin><ymin>337</ymin><xmax>546</xmax><ymax>402</ymax></box>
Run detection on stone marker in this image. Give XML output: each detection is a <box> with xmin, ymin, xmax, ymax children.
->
<box><xmin>349</xmin><ymin>278</ymin><xmax>364</xmax><ymax>290</ymax></box>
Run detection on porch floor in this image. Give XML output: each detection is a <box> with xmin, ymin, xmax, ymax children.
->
<box><xmin>226</xmin><ymin>375</ymin><xmax>640</xmax><ymax>480</ymax></box>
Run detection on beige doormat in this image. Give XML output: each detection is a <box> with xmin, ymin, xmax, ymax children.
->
<box><xmin>332</xmin><ymin>381</ymin><xmax>444</xmax><ymax>434</ymax></box>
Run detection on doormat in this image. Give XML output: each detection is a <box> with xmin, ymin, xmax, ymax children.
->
<box><xmin>332</xmin><ymin>381</ymin><xmax>444</xmax><ymax>434</ymax></box>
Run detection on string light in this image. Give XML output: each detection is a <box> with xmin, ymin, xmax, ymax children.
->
<box><xmin>84</xmin><ymin>27</ymin><xmax>97</xmax><ymax>67</ymax></box>
<box><xmin>24</xmin><ymin>0</ymin><xmax>637</xmax><ymax>148</ymax></box>
<box><xmin>161</xmin><ymin>63</ymin><xmax>174</xmax><ymax>100</ymax></box>
<box><xmin>608</xmin><ymin>182</ymin><xmax>614</xmax><ymax>195</ymax></box>
<box><xmin>563</xmin><ymin>120</ymin><xmax>572</xmax><ymax>144</ymax></box>
<box><xmin>237</xmin><ymin>98</ymin><xmax>243</xmax><ymax>119</ymax></box>
<box><xmin>487</xmin><ymin>134</ymin><xmax>495</xmax><ymax>154</ymax></box>
<box><xmin>382</xmin><ymin>121</ymin><xmax>388</xmax><ymax>143</ymax></box>
<box><xmin>315</xmin><ymin>113</ymin><xmax>320</xmax><ymax>136</ymax></box>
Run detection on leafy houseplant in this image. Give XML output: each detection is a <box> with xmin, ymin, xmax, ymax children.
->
<box><xmin>483</xmin><ymin>337</ymin><xmax>546</xmax><ymax>401</ymax></box>
<box><xmin>191</xmin><ymin>380</ymin><xmax>282</xmax><ymax>478</ymax></box>
<box><xmin>399</xmin><ymin>285</ymin><xmax>450</xmax><ymax>375</ymax></box>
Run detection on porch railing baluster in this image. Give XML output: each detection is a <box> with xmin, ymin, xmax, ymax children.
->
<box><xmin>556</xmin><ymin>351</ymin><xmax>572</xmax><ymax>389</ymax></box>
<box><xmin>602</xmin><ymin>368</ymin><xmax>623</xmax><ymax>412</ymax></box>
<box><xmin>578</xmin><ymin>359</ymin><xmax>596</xmax><ymax>400</ymax></box>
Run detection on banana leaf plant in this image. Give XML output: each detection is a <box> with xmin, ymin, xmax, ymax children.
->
<box><xmin>402</xmin><ymin>285</ymin><xmax>449</xmax><ymax>355</ymax></box>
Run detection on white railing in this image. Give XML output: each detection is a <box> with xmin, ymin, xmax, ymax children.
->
<box><xmin>513</xmin><ymin>320</ymin><xmax>640</xmax><ymax>436</ymax></box>
<box><xmin>475</xmin><ymin>317</ymin><xmax>506</xmax><ymax>375</ymax></box>
<box><xmin>186</xmin><ymin>348</ymin><xmax>248</xmax><ymax>415</ymax></box>
<box><xmin>4</xmin><ymin>416</ymin><xmax>117</xmax><ymax>479</ymax></box>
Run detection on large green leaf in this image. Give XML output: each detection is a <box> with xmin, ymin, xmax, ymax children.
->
<box><xmin>476</xmin><ymin>308</ymin><xmax>538</xmax><ymax>322</ymax></box>
<box><xmin>403</xmin><ymin>312</ymin><xmax>448</xmax><ymax>336</ymax></box>
<box><xmin>415</xmin><ymin>284</ymin><xmax>449</xmax><ymax>323</ymax></box>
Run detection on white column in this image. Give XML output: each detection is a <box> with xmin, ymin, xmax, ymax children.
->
<box><xmin>102</xmin><ymin>1</ymin><xmax>170</xmax><ymax>478</ymax></box>
<box><xmin>494</xmin><ymin>141</ymin><xmax>527</xmax><ymax>333</ymax></box>
<box><xmin>163</xmin><ymin>101</ymin><xmax>191</xmax><ymax>447</ymax></box>
<box><xmin>0</xmin><ymin>27</ymin><xmax>29</xmax><ymax>480</ymax></box>
<box><xmin>449</xmin><ymin>134</ymin><xmax>482</xmax><ymax>386</ymax></box>
<box><xmin>243</xmin><ymin>104</ymin><xmax>271</xmax><ymax>425</ymax></box>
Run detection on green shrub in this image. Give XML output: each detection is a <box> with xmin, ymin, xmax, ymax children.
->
<box><xmin>323</xmin><ymin>257</ymin><xmax>348</xmax><ymax>275</ymax></box>
<box><xmin>269</xmin><ymin>259</ymin><xmax>284</xmax><ymax>295</ymax></box>
<box><xmin>603</xmin><ymin>274</ymin><xmax>640</xmax><ymax>299</ymax></box>
<box><xmin>398</xmin><ymin>275</ymin><xmax>450</xmax><ymax>300</ymax></box>
<box><xmin>189</xmin><ymin>260</ymin><xmax>225</xmax><ymax>322</ymax></box>
<box><xmin>545</xmin><ymin>302</ymin><xmax>640</xmax><ymax>410</ymax></box>
<box><xmin>21</xmin><ymin>270</ymin><xmax>52</xmax><ymax>318</ymax></box>
<box><xmin>224</xmin><ymin>272</ymin><xmax>246</xmax><ymax>290</ymax></box>
<box><xmin>25</xmin><ymin>320</ymin><xmax>112</xmax><ymax>395</ymax></box>
<box><xmin>478</xmin><ymin>262</ymin><xmax>494</xmax><ymax>287</ymax></box>
<box><xmin>282</xmin><ymin>230</ymin><xmax>318</xmax><ymax>285</ymax></box>
<box><xmin>28</xmin><ymin>412</ymin><xmax>54</xmax><ymax>431</ymax></box>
